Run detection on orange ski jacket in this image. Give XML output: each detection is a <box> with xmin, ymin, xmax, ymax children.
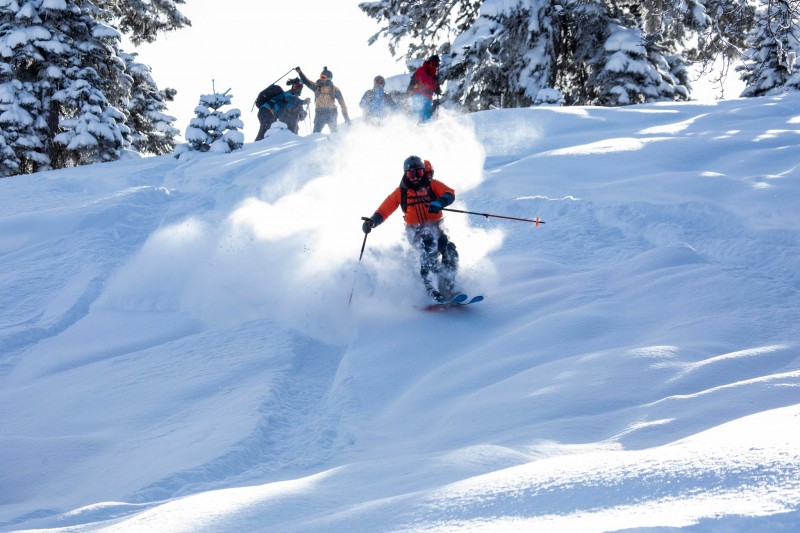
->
<box><xmin>375</xmin><ymin>179</ymin><xmax>455</xmax><ymax>226</ymax></box>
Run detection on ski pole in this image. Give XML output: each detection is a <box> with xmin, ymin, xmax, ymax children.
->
<box><xmin>441</xmin><ymin>207</ymin><xmax>545</xmax><ymax>227</ymax></box>
<box><xmin>347</xmin><ymin>217</ymin><xmax>372</xmax><ymax>308</ymax></box>
<box><xmin>270</xmin><ymin>67</ymin><xmax>296</xmax><ymax>88</ymax></box>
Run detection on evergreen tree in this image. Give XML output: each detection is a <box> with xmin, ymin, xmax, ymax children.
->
<box><xmin>175</xmin><ymin>89</ymin><xmax>244</xmax><ymax>156</ymax></box>
<box><xmin>591</xmin><ymin>23</ymin><xmax>689</xmax><ymax>105</ymax></box>
<box><xmin>97</xmin><ymin>0</ymin><xmax>191</xmax><ymax>45</ymax></box>
<box><xmin>448</xmin><ymin>1</ymin><xmax>558</xmax><ymax>110</ymax></box>
<box><xmin>0</xmin><ymin>0</ymin><xmax>128</xmax><ymax>171</ymax></box>
<box><xmin>359</xmin><ymin>0</ymin><xmax>481</xmax><ymax>59</ymax></box>
<box><xmin>0</xmin><ymin>78</ymin><xmax>48</xmax><ymax>176</ymax></box>
<box><xmin>691</xmin><ymin>0</ymin><xmax>755</xmax><ymax>63</ymax></box>
<box><xmin>360</xmin><ymin>0</ymin><xmax>800</xmax><ymax>108</ymax></box>
<box><xmin>361</xmin><ymin>0</ymin><xmax>695</xmax><ymax>110</ymax></box>
<box><xmin>557</xmin><ymin>0</ymin><xmax>614</xmax><ymax>105</ymax></box>
<box><xmin>120</xmin><ymin>52</ymin><xmax>178</xmax><ymax>155</ymax></box>
<box><xmin>739</xmin><ymin>0</ymin><xmax>800</xmax><ymax>96</ymax></box>
<box><xmin>0</xmin><ymin>0</ymin><xmax>186</xmax><ymax>175</ymax></box>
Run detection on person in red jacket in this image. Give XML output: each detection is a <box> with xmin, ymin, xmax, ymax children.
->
<box><xmin>407</xmin><ymin>55</ymin><xmax>440</xmax><ymax>122</ymax></box>
<box><xmin>362</xmin><ymin>155</ymin><xmax>459</xmax><ymax>303</ymax></box>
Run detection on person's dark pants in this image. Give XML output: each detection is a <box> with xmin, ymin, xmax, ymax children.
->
<box><xmin>280</xmin><ymin>108</ymin><xmax>304</xmax><ymax>134</ymax></box>
<box><xmin>255</xmin><ymin>107</ymin><xmax>275</xmax><ymax>141</ymax></box>
<box><xmin>313</xmin><ymin>107</ymin><xmax>338</xmax><ymax>133</ymax></box>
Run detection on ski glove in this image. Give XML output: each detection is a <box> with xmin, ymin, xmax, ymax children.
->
<box><xmin>362</xmin><ymin>213</ymin><xmax>383</xmax><ymax>234</ymax></box>
<box><xmin>429</xmin><ymin>192</ymin><xmax>454</xmax><ymax>214</ymax></box>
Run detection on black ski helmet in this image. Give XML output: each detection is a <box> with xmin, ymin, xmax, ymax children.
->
<box><xmin>403</xmin><ymin>155</ymin><xmax>427</xmax><ymax>188</ymax></box>
<box><xmin>403</xmin><ymin>155</ymin><xmax>424</xmax><ymax>172</ymax></box>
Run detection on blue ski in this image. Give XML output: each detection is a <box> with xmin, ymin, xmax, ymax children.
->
<box><xmin>422</xmin><ymin>294</ymin><xmax>483</xmax><ymax>311</ymax></box>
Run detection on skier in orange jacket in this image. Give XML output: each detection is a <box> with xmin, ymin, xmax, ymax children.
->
<box><xmin>362</xmin><ymin>155</ymin><xmax>459</xmax><ymax>303</ymax></box>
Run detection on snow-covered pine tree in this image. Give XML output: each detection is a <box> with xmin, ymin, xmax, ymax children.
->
<box><xmin>739</xmin><ymin>0</ymin><xmax>800</xmax><ymax>96</ymax></box>
<box><xmin>97</xmin><ymin>0</ymin><xmax>191</xmax><ymax>45</ymax></box>
<box><xmin>0</xmin><ymin>0</ymin><xmax>186</xmax><ymax>175</ymax></box>
<box><xmin>555</xmin><ymin>0</ymin><xmax>611</xmax><ymax>105</ymax></box>
<box><xmin>359</xmin><ymin>0</ymin><xmax>480</xmax><ymax>59</ymax></box>
<box><xmin>120</xmin><ymin>52</ymin><xmax>178</xmax><ymax>155</ymax></box>
<box><xmin>1</xmin><ymin>2</ymin><xmax>47</xmax><ymax>175</ymax></box>
<box><xmin>0</xmin><ymin>0</ymin><xmax>129</xmax><ymax>171</ymax></box>
<box><xmin>616</xmin><ymin>0</ymin><xmax>702</xmax><ymax>100</ymax></box>
<box><xmin>362</xmin><ymin>0</ymin><xmax>795</xmax><ymax>107</ymax></box>
<box><xmin>448</xmin><ymin>0</ymin><xmax>558</xmax><ymax>110</ymax></box>
<box><xmin>539</xmin><ymin>1</ymin><xmax>690</xmax><ymax>106</ymax></box>
<box><xmin>0</xmin><ymin>134</ymin><xmax>17</xmax><ymax>176</ymax></box>
<box><xmin>361</xmin><ymin>0</ymin><xmax>696</xmax><ymax>110</ymax></box>
<box><xmin>0</xmin><ymin>78</ymin><xmax>48</xmax><ymax>176</ymax></box>
<box><xmin>691</xmin><ymin>0</ymin><xmax>755</xmax><ymax>62</ymax></box>
<box><xmin>48</xmin><ymin>6</ymin><xmax>129</xmax><ymax>168</ymax></box>
<box><xmin>591</xmin><ymin>23</ymin><xmax>689</xmax><ymax>106</ymax></box>
<box><xmin>175</xmin><ymin>89</ymin><xmax>244</xmax><ymax>156</ymax></box>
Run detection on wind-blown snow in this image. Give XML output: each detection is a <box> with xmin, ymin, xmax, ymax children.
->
<box><xmin>1</xmin><ymin>94</ymin><xmax>799</xmax><ymax>532</ymax></box>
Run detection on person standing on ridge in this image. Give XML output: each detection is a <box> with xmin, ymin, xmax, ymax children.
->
<box><xmin>296</xmin><ymin>66</ymin><xmax>350</xmax><ymax>133</ymax></box>
<box><xmin>359</xmin><ymin>75</ymin><xmax>398</xmax><ymax>125</ymax></box>
<box><xmin>278</xmin><ymin>78</ymin><xmax>310</xmax><ymax>134</ymax></box>
<box><xmin>255</xmin><ymin>78</ymin><xmax>308</xmax><ymax>141</ymax></box>
<box><xmin>362</xmin><ymin>156</ymin><xmax>460</xmax><ymax>303</ymax></box>
<box><xmin>407</xmin><ymin>54</ymin><xmax>441</xmax><ymax>122</ymax></box>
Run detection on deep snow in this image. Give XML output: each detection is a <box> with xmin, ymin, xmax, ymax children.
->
<box><xmin>1</xmin><ymin>95</ymin><xmax>799</xmax><ymax>532</ymax></box>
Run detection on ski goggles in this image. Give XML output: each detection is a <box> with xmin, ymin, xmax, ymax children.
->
<box><xmin>406</xmin><ymin>168</ymin><xmax>425</xmax><ymax>179</ymax></box>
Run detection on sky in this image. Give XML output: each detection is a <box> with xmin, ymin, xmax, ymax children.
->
<box><xmin>129</xmin><ymin>0</ymin><xmax>403</xmax><ymax>143</ymax></box>
<box><xmin>128</xmin><ymin>0</ymin><xmax>742</xmax><ymax>145</ymax></box>
<box><xmin>1</xmin><ymin>88</ymin><xmax>799</xmax><ymax>531</ymax></box>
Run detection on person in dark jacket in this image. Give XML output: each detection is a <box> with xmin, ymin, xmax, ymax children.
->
<box><xmin>277</xmin><ymin>78</ymin><xmax>310</xmax><ymax>134</ymax></box>
<box><xmin>362</xmin><ymin>155</ymin><xmax>460</xmax><ymax>303</ymax></box>
<box><xmin>255</xmin><ymin>78</ymin><xmax>308</xmax><ymax>140</ymax></box>
<box><xmin>359</xmin><ymin>75</ymin><xmax>398</xmax><ymax>125</ymax></box>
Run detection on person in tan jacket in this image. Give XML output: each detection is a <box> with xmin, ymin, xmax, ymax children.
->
<box><xmin>296</xmin><ymin>66</ymin><xmax>350</xmax><ymax>133</ymax></box>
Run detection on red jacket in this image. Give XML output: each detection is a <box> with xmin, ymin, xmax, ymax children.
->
<box><xmin>409</xmin><ymin>60</ymin><xmax>439</xmax><ymax>100</ymax></box>
<box><xmin>376</xmin><ymin>179</ymin><xmax>454</xmax><ymax>226</ymax></box>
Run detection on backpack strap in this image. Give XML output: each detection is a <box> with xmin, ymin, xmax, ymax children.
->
<box><xmin>400</xmin><ymin>182</ymin><xmax>435</xmax><ymax>213</ymax></box>
<box><xmin>400</xmin><ymin>182</ymin><xmax>408</xmax><ymax>213</ymax></box>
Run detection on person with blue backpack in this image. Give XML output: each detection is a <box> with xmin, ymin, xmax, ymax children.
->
<box><xmin>254</xmin><ymin>78</ymin><xmax>309</xmax><ymax>141</ymax></box>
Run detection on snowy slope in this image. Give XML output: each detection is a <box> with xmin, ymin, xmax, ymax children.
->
<box><xmin>1</xmin><ymin>96</ymin><xmax>799</xmax><ymax>532</ymax></box>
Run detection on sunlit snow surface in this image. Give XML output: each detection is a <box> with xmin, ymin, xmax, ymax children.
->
<box><xmin>1</xmin><ymin>95</ymin><xmax>799</xmax><ymax>532</ymax></box>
